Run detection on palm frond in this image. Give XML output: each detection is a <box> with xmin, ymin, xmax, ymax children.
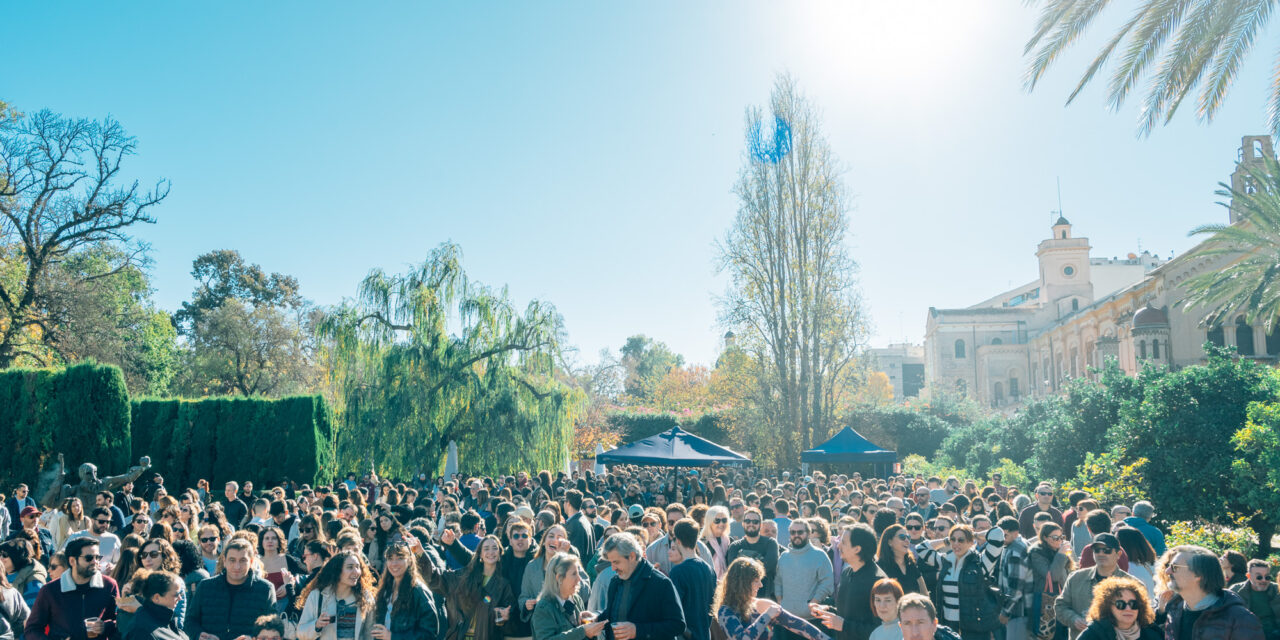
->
<box><xmin>1106</xmin><ymin>0</ymin><xmax>1197</xmax><ymax>110</ymax></box>
<box><xmin>1268</xmin><ymin>49</ymin><xmax>1280</xmax><ymax>138</ymax></box>
<box><xmin>1025</xmin><ymin>0</ymin><xmax>1118</xmax><ymax>91</ymax></box>
<box><xmin>1198</xmin><ymin>0</ymin><xmax>1274</xmax><ymax>121</ymax></box>
<box><xmin>1137</xmin><ymin>0</ymin><xmax>1233</xmax><ymax>134</ymax></box>
<box><xmin>1066</xmin><ymin>7</ymin><xmax>1148</xmax><ymax>104</ymax></box>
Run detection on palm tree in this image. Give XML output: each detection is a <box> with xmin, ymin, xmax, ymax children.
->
<box><xmin>1024</xmin><ymin>1</ymin><xmax>1280</xmax><ymax>137</ymax></box>
<box><xmin>1181</xmin><ymin>156</ymin><xmax>1280</xmax><ymax>332</ymax></box>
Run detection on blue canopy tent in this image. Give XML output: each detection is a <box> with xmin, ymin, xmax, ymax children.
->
<box><xmin>801</xmin><ymin>426</ymin><xmax>897</xmax><ymax>477</ymax></box>
<box><xmin>595</xmin><ymin>426</ymin><xmax>751</xmax><ymax>467</ymax></box>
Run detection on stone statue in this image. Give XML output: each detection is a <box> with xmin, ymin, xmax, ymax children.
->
<box><xmin>40</xmin><ymin>453</ymin><xmax>151</xmax><ymax>509</ymax></box>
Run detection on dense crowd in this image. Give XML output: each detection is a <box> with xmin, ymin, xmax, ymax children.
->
<box><xmin>0</xmin><ymin>463</ymin><xmax>1273</xmax><ymax>640</ymax></box>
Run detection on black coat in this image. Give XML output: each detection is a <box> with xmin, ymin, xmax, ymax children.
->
<box><xmin>125</xmin><ymin>601</ymin><xmax>188</xmax><ymax>640</ymax></box>
<box><xmin>833</xmin><ymin>562</ymin><xmax>888</xmax><ymax>640</ymax></box>
<box><xmin>602</xmin><ymin>558</ymin><xmax>686</xmax><ymax>640</ymax></box>
<box><xmin>1078</xmin><ymin>620</ymin><xmax>1161</xmax><ymax>640</ymax></box>
<box><xmin>374</xmin><ymin>581</ymin><xmax>443</xmax><ymax>640</ymax></box>
<box><xmin>564</xmin><ymin>514</ymin><xmax>595</xmax><ymax>562</ymax></box>
<box><xmin>183</xmin><ymin>574</ymin><xmax>276</xmax><ymax>640</ymax></box>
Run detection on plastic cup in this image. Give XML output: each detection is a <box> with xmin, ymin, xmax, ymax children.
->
<box><xmin>85</xmin><ymin>617</ymin><xmax>102</xmax><ymax>639</ymax></box>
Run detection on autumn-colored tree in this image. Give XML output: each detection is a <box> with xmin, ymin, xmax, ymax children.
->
<box><xmin>651</xmin><ymin>364</ymin><xmax>713</xmax><ymax>413</ymax></box>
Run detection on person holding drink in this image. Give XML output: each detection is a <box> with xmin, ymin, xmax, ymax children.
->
<box><xmin>372</xmin><ymin>542</ymin><xmax>441</xmax><ymax>640</ymax></box>
<box><xmin>437</xmin><ymin>531</ymin><xmax>514</xmax><ymax>640</ymax></box>
<box><xmin>24</xmin><ymin>538</ymin><xmax>120</xmax><ymax>640</ymax></box>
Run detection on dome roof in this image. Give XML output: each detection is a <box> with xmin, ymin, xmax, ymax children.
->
<box><xmin>1054</xmin><ymin>215</ymin><xmax>1071</xmax><ymax>226</ymax></box>
<box><xmin>1133</xmin><ymin>304</ymin><xmax>1169</xmax><ymax>327</ymax></box>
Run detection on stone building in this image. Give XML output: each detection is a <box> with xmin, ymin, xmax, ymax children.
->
<box><xmin>867</xmin><ymin>343</ymin><xmax>925</xmax><ymax>399</ymax></box>
<box><xmin>921</xmin><ymin>135</ymin><xmax>1277</xmax><ymax>409</ymax></box>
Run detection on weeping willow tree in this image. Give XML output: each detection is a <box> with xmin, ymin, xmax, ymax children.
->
<box><xmin>318</xmin><ymin>243</ymin><xmax>582</xmax><ymax>478</ymax></box>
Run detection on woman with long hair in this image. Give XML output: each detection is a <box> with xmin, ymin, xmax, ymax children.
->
<box><xmin>1028</xmin><ymin>523</ymin><xmax>1074</xmax><ymax>640</ymax></box>
<box><xmin>530</xmin><ymin>553</ymin><xmax>607</xmax><ymax>640</ymax></box>
<box><xmin>134</xmin><ymin>539</ymin><xmax>186</xmax><ymax>626</ymax></box>
<box><xmin>518</xmin><ymin>526</ymin><xmax>587</xmax><ymax>625</ymax></box>
<box><xmin>1115</xmin><ymin>528</ymin><xmax>1157</xmax><ymax>596</ymax></box>
<box><xmin>701</xmin><ymin>506</ymin><xmax>732</xmax><ymax>579</ymax></box>
<box><xmin>260</xmin><ymin>525</ymin><xmax>303</xmax><ymax>598</ymax></box>
<box><xmin>290</xmin><ymin>514</ymin><xmax>327</xmax><ymax>558</ymax></box>
<box><xmin>1076</xmin><ymin>577</ymin><xmax>1161</xmax><ymax>640</ymax></box>
<box><xmin>297</xmin><ymin>550</ymin><xmax>379</xmax><ymax>640</ymax></box>
<box><xmin>439</xmin><ymin>534</ymin><xmax>515</xmax><ymax>640</ymax></box>
<box><xmin>56</xmin><ymin>498</ymin><xmax>90</xmax><ymax>550</ymax></box>
<box><xmin>713</xmin><ymin>558</ymin><xmax>829</xmax><ymax>640</ymax></box>
<box><xmin>369</xmin><ymin>513</ymin><xmax>407</xmax><ymax>573</ymax></box>
<box><xmin>875</xmin><ymin>524</ymin><xmax>927</xmax><ymax>596</ymax></box>
<box><xmin>171</xmin><ymin>539</ymin><xmax>209</xmax><ymax>597</ymax></box>
<box><xmin>372</xmin><ymin>542</ymin><xmax>441</xmax><ymax>640</ymax></box>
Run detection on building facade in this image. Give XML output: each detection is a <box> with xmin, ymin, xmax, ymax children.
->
<box><xmin>867</xmin><ymin>343</ymin><xmax>925</xmax><ymax>399</ymax></box>
<box><xmin>921</xmin><ymin>135</ymin><xmax>1278</xmax><ymax>409</ymax></box>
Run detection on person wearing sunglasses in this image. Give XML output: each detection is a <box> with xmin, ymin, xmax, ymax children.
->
<box><xmin>700</xmin><ymin>506</ymin><xmax>732</xmax><ymax>579</ymax></box>
<box><xmin>1056</xmin><ymin>534</ymin><xmax>1131</xmax><ymax>640</ymax></box>
<box><xmin>1075</xmin><ymin>576</ymin><xmax>1161</xmax><ymax>640</ymax></box>
<box><xmin>877</xmin><ymin>524</ymin><xmax>927</xmax><ymax>596</ymax></box>
<box><xmin>1018</xmin><ymin>484</ymin><xmax>1064</xmax><ymax>540</ymax></box>
<box><xmin>916</xmin><ymin>524</ymin><xmax>1004</xmax><ymax>638</ymax></box>
<box><xmin>26</xmin><ymin>538</ymin><xmax>118</xmax><ymax>640</ymax></box>
<box><xmin>66</xmin><ymin>507</ymin><xmax>123</xmax><ymax>573</ymax></box>
<box><xmin>501</xmin><ymin>520</ymin><xmax>537</xmax><ymax>640</ymax></box>
<box><xmin>1155</xmin><ymin>545</ymin><xmax>1263</xmax><ymax>640</ymax></box>
<box><xmin>725</xmin><ymin>507</ymin><xmax>779</xmax><ymax>600</ymax></box>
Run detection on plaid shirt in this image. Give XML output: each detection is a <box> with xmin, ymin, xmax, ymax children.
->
<box><xmin>998</xmin><ymin>536</ymin><xmax>1033</xmax><ymax>619</ymax></box>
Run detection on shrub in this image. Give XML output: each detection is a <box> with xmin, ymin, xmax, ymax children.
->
<box><xmin>1166</xmin><ymin>519</ymin><xmax>1257</xmax><ymax>558</ymax></box>
<box><xmin>1059</xmin><ymin>451</ymin><xmax>1149</xmax><ymax>509</ymax></box>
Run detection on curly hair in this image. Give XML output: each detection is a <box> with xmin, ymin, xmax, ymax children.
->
<box><xmin>712</xmin><ymin>557</ymin><xmax>764</xmax><ymax>621</ymax></box>
<box><xmin>136</xmin><ymin>538</ymin><xmax>181</xmax><ymax>574</ymax></box>
<box><xmin>1087</xmin><ymin>576</ymin><xmax>1154</xmax><ymax>627</ymax></box>
<box><xmin>296</xmin><ymin>550</ymin><xmax>376</xmax><ymax>614</ymax></box>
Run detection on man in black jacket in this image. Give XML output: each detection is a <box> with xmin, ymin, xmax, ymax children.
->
<box><xmin>601</xmin><ymin>533</ymin><xmax>685</xmax><ymax>640</ymax></box>
<box><xmin>814</xmin><ymin>524</ymin><xmax>886</xmax><ymax>640</ymax></box>
<box><xmin>185</xmin><ymin>539</ymin><xmax>275</xmax><ymax>640</ymax></box>
<box><xmin>563</xmin><ymin>490</ymin><xmax>595</xmax><ymax>562</ymax></box>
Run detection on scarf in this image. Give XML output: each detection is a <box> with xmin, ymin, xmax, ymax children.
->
<box><xmin>707</xmin><ymin>535</ymin><xmax>731</xmax><ymax>577</ymax></box>
<box><xmin>1115</xmin><ymin>624</ymin><xmax>1141</xmax><ymax>640</ymax></box>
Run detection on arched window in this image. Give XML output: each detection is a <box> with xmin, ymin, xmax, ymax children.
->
<box><xmin>1208</xmin><ymin>326</ymin><xmax>1225</xmax><ymax>347</ymax></box>
<box><xmin>993</xmin><ymin>382</ymin><xmax>1004</xmax><ymax>407</ymax></box>
<box><xmin>1152</xmin><ymin>339</ymin><xmax>1161</xmax><ymax>359</ymax></box>
<box><xmin>1238</xmin><ymin>316</ymin><xmax>1256</xmax><ymax>356</ymax></box>
<box><xmin>1072</xmin><ymin>299</ymin><xmax>1079</xmax><ymax>312</ymax></box>
<box><xmin>954</xmin><ymin>339</ymin><xmax>966</xmax><ymax>358</ymax></box>
<box><xmin>1061</xmin><ymin>231</ymin><xmax>1067</xmax><ymax>239</ymax></box>
<box><xmin>1139</xmin><ymin>340</ymin><xmax>1147</xmax><ymax>359</ymax></box>
<box><xmin>1009</xmin><ymin>378</ymin><xmax>1020</xmax><ymax>398</ymax></box>
<box><xmin>991</xmin><ymin>338</ymin><xmax>1002</xmax><ymax>345</ymax></box>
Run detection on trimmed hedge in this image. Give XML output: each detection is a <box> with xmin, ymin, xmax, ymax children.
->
<box><xmin>0</xmin><ymin>363</ymin><xmax>132</xmax><ymax>490</ymax></box>
<box><xmin>131</xmin><ymin>395</ymin><xmax>335</xmax><ymax>489</ymax></box>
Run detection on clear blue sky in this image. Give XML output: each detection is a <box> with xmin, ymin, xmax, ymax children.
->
<box><xmin>6</xmin><ymin>3</ymin><xmax>1273</xmax><ymax>367</ymax></box>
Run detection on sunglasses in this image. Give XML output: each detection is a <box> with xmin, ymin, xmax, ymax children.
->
<box><xmin>511</xmin><ymin>533</ymin><xmax>530</xmax><ymax>540</ymax></box>
<box><xmin>642</xmin><ymin>521</ymin><xmax>660</xmax><ymax>527</ymax></box>
<box><xmin>1048</xmin><ymin>535</ymin><xmax>1064</xmax><ymax>541</ymax></box>
<box><xmin>906</xmin><ymin>525</ymin><xmax>922</xmax><ymax>531</ymax></box>
<box><xmin>1093</xmin><ymin>547</ymin><xmax>1116</xmax><ymax>555</ymax></box>
<box><xmin>80</xmin><ymin>554</ymin><xmax>103</xmax><ymax>562</ymax></box>
<box><xmin>949</xmin><ymin>537</ymin><xmax>968</xmax><ymax>543</ymax></box>
<box><xmin>1112</xmin><ymin>600</ymin><xmax>1141</xmax><ymax>611</ymax></box>
<box><xmin>743</xmin><ymin>519</ymin><xmax>761</xmax><ymax>525</ymax></box>
<box><xmin>1037</xmin><ymin>491</ymin><xmax>1053</xmax><ymax>496</ymax></box>
<box><xmin>895</xmin><ymin>533</ymin><xmax>910</xmax><ymax>541</ymax></box>
<box><xmin>200</xmin><ymin>536</ymin><xmax>219</xmax><ymax>543</ymax></box>
<box><xmin>790</xmin><ymin>530</ymin><xmax>809</xmax><ymax>536</ymax></box>
<box><xmin>141</xmin><ymin>550</ymin><xmax>163</xmax><ymax>559</ymax></box>
<box><xmin>95</xmin><ymin>519</ymin><xmax>111</xmax><ymax>525</ymax></box>
<box><xmin>714</xmin><ymin>518</ymin><xmax>728</xmax><ymax>525</ymax></box>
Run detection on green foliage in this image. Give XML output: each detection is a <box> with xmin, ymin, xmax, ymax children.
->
<box><xmin>1166</xmin><ymin>520</ymin><xmax>1258</xmax><ymax>558</ymax></box>
<box><xmin>130</xmin><ymin>394</ymin><xmax>334</xmax><ymax>488</ymax></box>
<box><xmin>320</xmin><ymin>243</ymin><xmax>577</xmax><ymax>478</ymax></box>
<box><xmin>1059</xmin><ymin>451</ymin><xmax>1149</xmax><ymax>508</ymax></box>
<box><xmin>987</xmin><ymin>459</ymin><xmax>1031</xmax><ymax>492</ymax></box>
<box><xmin>845</xmin><ymin>403</ymin><xmax>953</xmax><ymax>459</ymax></box>
<box><xmin>174</xmin><ymin>249</ymin><xmax>302</xmax><ymax>335</ymax></box>
<box><xmin>619</xmin><ymin>335</ymin><xmax>684</xmax><ymax>401</ymax></box>
<box><xmin>1112</xmin><ymin>347</ymin><xmax>1280</xmax><ymax>527</ymax></box>
<box><xmin>0</xmin><ymin>362</ymin><xmax>131</xmax><ymax>489</ymax></box>
<box><xmin>1230</xmin><ymin>399</ymin><xmax>1280</xmax><ymax>544</ymax></box>
<box><xmin>900</xmin><ymin>454</ymin><xmax>967</xmax><ymax>483</ymax></box>
<box><xmin>605</xmin><ymin>410</ymin><xmax>731</xmax><ymax>445</ymax></box>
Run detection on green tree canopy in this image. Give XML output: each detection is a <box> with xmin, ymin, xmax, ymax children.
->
<box><xmin>319</xmin><ymin>243</ymin><xmax>579</xmax><ymax>478</ymax></box>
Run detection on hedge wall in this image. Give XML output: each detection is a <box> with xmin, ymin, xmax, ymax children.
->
<box><xmin>131</xmin><ymin>395</ymin><xmax>335</xmax><ymax>489</ymax></box>
<box><xmin>0</xmin><ymin>363</ymin><xmax>132</xmax><ymax>490</ymax></box>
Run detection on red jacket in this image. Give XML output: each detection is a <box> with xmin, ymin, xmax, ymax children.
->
<box><xmin>24</xmin><ymin>572</ymin><xmax>120</xmax><ymax>640</ymax></box>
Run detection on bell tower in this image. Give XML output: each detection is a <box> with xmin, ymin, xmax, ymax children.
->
<box><xmin>1037</xmin><ymin>216</ymin><xmax>1094</xmax><ymax>317</ymax></box>
<box><xmin>1231</xmin><ymin>135</ymin><xmax>1275</xmax><ymax>223</ymax></box>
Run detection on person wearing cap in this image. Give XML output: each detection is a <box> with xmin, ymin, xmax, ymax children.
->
<box><xmin>7</xmin><ymin>507</ymin><xmax>54</xmax><ymax>559</ymax></box>
<box><xmin>1078</xmin><ymin>511</ymin><xmax>1130</xmax><ymax>572</ymax></box>
<box><xmin>513</xmin><ymin>505</ymin><xmax>537</xmax><ymax>523</ymax></box>
<box><xmin>1122</xmin><ymin>502</ymin><xmax>1165</xmax><ymax>556</ymax></box>
<box><xmin>1055</xmin><ymin>533</ymin><xmax>1131</xmax><ymax>640</ymax></box>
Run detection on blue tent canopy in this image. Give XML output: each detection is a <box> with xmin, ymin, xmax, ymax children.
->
<box><xmin>596</xmin><ymin>426</ymin><xmax>751</xmax><ymax>467</ymax></box>
<box><xmin>801</xmin><ymin>426</ymin><xmax>897</xmax><ymax>463</ymax></box>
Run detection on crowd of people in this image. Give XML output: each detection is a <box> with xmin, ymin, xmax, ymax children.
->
<box><xmin>0</xmin><ymin>463</ymin><xmax>1274</xmax><ymax>640</ymax></box>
